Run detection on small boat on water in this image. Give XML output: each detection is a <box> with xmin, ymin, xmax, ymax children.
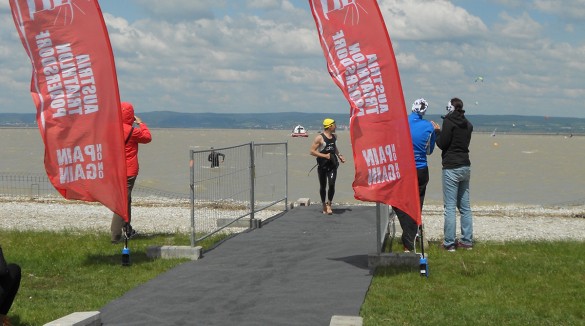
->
<box><xmin>291</xmin><ymin>125</ymin><xmax>309</xmax><ymax>137</ymax></box>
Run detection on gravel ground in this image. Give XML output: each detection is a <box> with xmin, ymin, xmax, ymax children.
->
<box><xmin>1</xmin><ymin>197</ymin><xmax>585</xmax><ymax>242</ymax></box>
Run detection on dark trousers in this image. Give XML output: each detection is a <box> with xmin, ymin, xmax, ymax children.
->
<box><xmin>0</xmin><ymin>264</ymin><xmax>21</xmax><ymax>315</ymax></box>
<box><xmin>111</xmin><ymin>175</ymin><xmax>137</xmax><ymax>241</ymax></box>
<box><xmin>394</xmin><ymin>167</ymin><xmax>429</xmax><ymax>251</ymax></box>
<box><xmin>317</xmin><ymin>167</ymin><xmax>337</xmax><ymax>203</ymax></box>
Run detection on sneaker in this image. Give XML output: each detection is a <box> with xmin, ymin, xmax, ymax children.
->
<box><xmin>456</xmin><ymin>240</ymin><xmax>473</xmax><ymax>250</ymax></box>
<box><xmin>441</xmin><ymin>244</ymin><xmax>456</xmax><ymax>252</ymax></box>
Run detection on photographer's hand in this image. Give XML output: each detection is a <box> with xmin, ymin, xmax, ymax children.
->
<box><xmin>431</xmin><ymin>120</ymin><xmax>440</xmax><ymax>131</ymax></box>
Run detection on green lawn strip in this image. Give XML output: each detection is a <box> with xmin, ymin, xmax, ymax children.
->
<box><xmin>3</xmin><ymin>231</ymin><xmax>584</xmax><ymax>325</ymax></box>
<box><xmin>1</xmin><ymin>230</ymin><xmax>226</xmax><ymax>326</ymax></box>
<box><xmin>362</xmin><ymin>241</ymin><xmax>585</xmax><ymax>325</ymax></box>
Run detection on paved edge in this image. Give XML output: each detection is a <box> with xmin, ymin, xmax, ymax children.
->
<box><xmin>146</xmin><ymin>245</ymin><xmax>202</xmax><ymax>260</ymax></box>
<box><xmin>43</xmin><ymin>311</ymin><xmax>101</xmax><ymax>326</ymax></box>
<box><xmin>330</xmin><ymin>315</ymin><xmax>363</xmax><ymax>326</ymax></box>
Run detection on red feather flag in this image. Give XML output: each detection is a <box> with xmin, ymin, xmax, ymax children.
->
<box><xmin>10</xmin><ymin>0</ymin><xmax>129</xmax><ymax>221</ymax></box>
<box><xmin>309</xmin><ymin>0</ymin><xmax>421</xmax><ymax>225</ymax></box>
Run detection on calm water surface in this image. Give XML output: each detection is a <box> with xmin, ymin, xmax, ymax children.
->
<box><xmin>1</xmin><ymin>128</ymin><xmax>584</xmax><ymax>206</ymax></box>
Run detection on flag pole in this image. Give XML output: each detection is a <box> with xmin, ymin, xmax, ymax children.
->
<box><xmin>419</xmin><ymin>224</ymin><xmax>428</xmax><ymax>277</ymax></box>
<box><xmin>122</xmin><ymin>229</ymin><xmax>130</xmax><ymax>266</ymax></box>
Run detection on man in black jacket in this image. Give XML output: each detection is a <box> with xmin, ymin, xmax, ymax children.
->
<box><xmin>435</xmin><ymin>98</ymin><xmax>474</xmax><ymax>252</ymax></box>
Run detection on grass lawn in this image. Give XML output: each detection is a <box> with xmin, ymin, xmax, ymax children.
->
<box><xmin>1</xmin><ymin>232</ymin><xmax>584</xmax><ymax>325</ymax></box>
<box><xmin>362</xmin><ymin>240</ymin><xmax>585</xmax><ymax>325</ymax></box>
<box><xmin>1</xmin><ymin>230</ymin><xmax>225</xmax><ymax>326</ymax></box>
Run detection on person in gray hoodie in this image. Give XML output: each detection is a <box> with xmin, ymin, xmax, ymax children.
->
<box><xmin>435</xmin><ymin>98</ymin><xmax>474</xmax><ymax>251</ymax></box>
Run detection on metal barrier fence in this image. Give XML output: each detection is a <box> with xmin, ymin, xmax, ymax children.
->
<box><xmin>189</xmin><ymin>142</ymin><xmax>288</xmax><ymax>246</ymax></box>
<box><xmin>0</xmin><ymin>173</ymin><xmax>56</xmax><ymax>198</ymax></box>
<box><xmin>0</xmin><ymin>172</ymin><xmax>188</xmax><ymax>200</ymax></box>
<box><xmin>2</xmin><ymin>141</ymin><xmax>288</xmax><ymax>247</ymax></box>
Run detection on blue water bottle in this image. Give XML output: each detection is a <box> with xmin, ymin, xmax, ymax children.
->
<box><xmin>419</xmin><ymin>256</ymin><xmax>428</xmax><ymax>277</ymax></box>
<box><xmin>122</xmin><ymin>246</ymin><xmax>131</xmax><ymax>266</ymax></box>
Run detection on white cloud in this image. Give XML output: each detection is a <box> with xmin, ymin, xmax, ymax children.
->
<box><xmin>247</xmin><ymin>0</ymin><xmax>281</xmax><ymax>10</ymax></box>
<box><xmin>494</xmin><ymin>12</ymin><xmax>542</xmax><ymax>39</ymax></box>
<box><xmin>563</xmin><ymin>88</ymin><xmax>585</xmax><ymax>98</ymax></box>
<box><xmin>533</xmin><ymin>0</ymin><xmax>585</xmax><ymax>20</ymax></box>
<box><xmin>378</xmin><ymin>0</ymin><xmax>488</xmax><ymax>41</ymax></box>
<box><xmin>130</xmin><ymin>0</ymin><xmax>223</xmax><ymax>20</ymax></box>
<box><xmin>492</xmin><ymin>0</ymin><xmax>526</xmax><ymax>7</ymax></box>
<box><xmin>395</xmin><ymin>53</ymin><xmax>420</xmax><ymax>70</ymax></box>
<box><xmin>98</xmin><ymin>5</ymin><xmax>329</xmax><ymax>113</ymax></box>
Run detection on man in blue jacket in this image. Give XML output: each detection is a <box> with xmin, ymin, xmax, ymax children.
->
<box><xmin>394</xmin><ymin>98</ymin><xmax>440</xmax><ymax>252</ymax></box>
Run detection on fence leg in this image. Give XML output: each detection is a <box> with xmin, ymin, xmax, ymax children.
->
<box><xmin>249</xmin><ymin>218</ymin><xmax>262</xmax><ymax>229</ymax></box>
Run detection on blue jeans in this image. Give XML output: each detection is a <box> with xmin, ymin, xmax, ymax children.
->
<box><xmin>442</xmin><ymin>166</ymin><xmax>473</xmax><ymax>246</ymax></box>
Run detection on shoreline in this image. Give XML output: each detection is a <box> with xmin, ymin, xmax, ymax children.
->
<box><xmin>1</xmin><ymin>125</ymin><xmax>582</xmax><ymax>136</ymax></box>
<box><xmin>1</xmin><ymin>197</ymin><xmax>584</xmax><ymax>242</ymax></box>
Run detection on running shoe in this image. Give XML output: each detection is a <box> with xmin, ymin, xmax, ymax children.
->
<box><xmin>456</xmin><ymin>240</ymin><xmax>473</xmax><ymax>250</ymax></box>
<box><xmin>441</xmin><ymin>243</ymin><xmax>456</xmax><ymax>252</ymax></box>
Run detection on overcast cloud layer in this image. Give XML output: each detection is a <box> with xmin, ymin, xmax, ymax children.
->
<box><xmin>1</xmin><ymin>0</ymin><xmax>583</xmax><ymax>117</ymax></box>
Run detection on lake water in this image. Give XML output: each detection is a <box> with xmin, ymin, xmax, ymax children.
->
<box><xmin>1</xmin><ymin>128</ymin><xmax>583</xmax><ymax>206</ymax></box>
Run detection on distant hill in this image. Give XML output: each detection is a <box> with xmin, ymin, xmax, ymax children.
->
<box><xmin>0</xmin><ymin>113</ymin><xmax>37</xmax><ymax>127</ymax></box>
<box><xmin>138</xmin><ymin>111</ymin><xmax>352</xmax><ymax>131</ymax></box>
<box><xmin>1</xmin><ymin>111</ymin><xmax>583</xmax><ymax>135</ymax></box>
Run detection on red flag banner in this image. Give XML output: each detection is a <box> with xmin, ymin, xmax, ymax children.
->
<box><xmin>309</xmin><ymin>0</ymin><xmax>421</xmax><ymax>224</ymax></box>
<box><xmin>10</xmin><ymin>0</ymin><xmax>129</xmax><ymax>220</ymax></box>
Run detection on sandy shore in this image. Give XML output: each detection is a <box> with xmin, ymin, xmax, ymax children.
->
<box><xmin>1</xmin><ymin>197</ymin><xmax>584</xmax><ymax>242</ymax></box>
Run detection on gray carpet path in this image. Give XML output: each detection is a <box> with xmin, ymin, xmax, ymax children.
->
<box><xmin>100</xmin><ymin>205</ymin><xmax>378</xmax><ymax>325</ymax></box>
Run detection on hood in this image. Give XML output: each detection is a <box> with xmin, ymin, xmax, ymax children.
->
<box><xmin>445</xmin><ymin>110</ymin><xmax>468</xmax><ymax>128</ymax></box>
<box><xmin>121</xmin><ymin>102</ymin><xmax>135</xmax><ymax>125</ymax></box>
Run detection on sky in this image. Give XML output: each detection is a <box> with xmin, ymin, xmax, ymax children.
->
<box><xmin>1</xmin><ymin>0</ymin><xmax>584</xmax><ymax>118</ymax></box>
